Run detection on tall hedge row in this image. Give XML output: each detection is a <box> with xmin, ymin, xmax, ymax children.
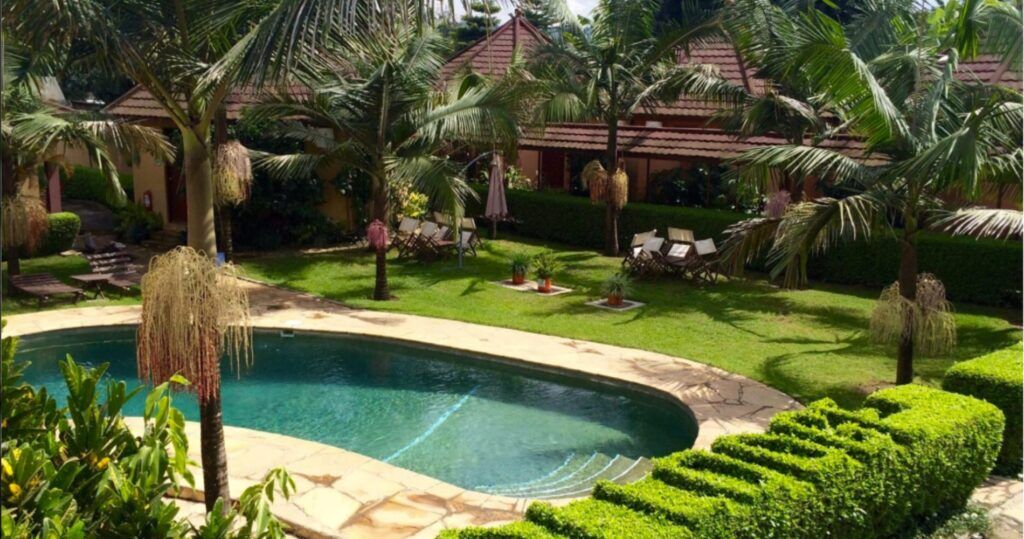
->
<box><xmin>943</xmin><ymin>343</ymin><xmax>1023</xmax><ymax>476</ymax></box>
<box><xmin>60</xmin><ymin>165</ymin><xmax>134</xmax><ymax>207</ymax></box>
<box><xmin>33</xmin><ymin>212</ymin><xmax>81</xmax><ymax>256</ymax></box>
<box><xmin>442</xmin><ymin>385</ymin><xmax>1003</xmax><ymax>539</ymax></box>
<box><xmin>469</xmin><ymin>187</ymin><xmax>1022</xmax><ymax>306</ymax></box>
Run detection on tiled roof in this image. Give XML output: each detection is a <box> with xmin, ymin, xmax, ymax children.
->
<box><xmin>439</xmin><ymin>15</ymin><xmax>550</xmax><ymax>82</ymax></box>
<box><xmin>646</xmin><ymin>41</ymin><xmax>765</xmax><ymax>118</ymax></box>
<box><xmin>955</xmin><ymin>54</ymin><xmax>1022</xmax><ymax>87</ymax></box>
<box><xmin>520</xmin><ymin>124</ymin><xmax>886</xmax><ymax>164</ymax></box>
<box><xmin>102</xmin><ymin>84</ymin><xmax>309</xmax><ymax>120</ymax></box>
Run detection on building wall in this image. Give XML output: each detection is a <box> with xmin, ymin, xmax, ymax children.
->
<box><xmin>132</xmin><ymin>151</ymin><xmax>169</xmax><ymax>223</ymax></box>
<box><xmin>517</xmin><ymin>150</ymin><xmax>540</xmax><ymax>187</ymax></box>
<box><xmin>623</xmin><ymin>157</ymin><xmax>649</xmax><ymax>201</ymax></box>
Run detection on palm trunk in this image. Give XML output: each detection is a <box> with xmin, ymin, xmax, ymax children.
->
<box><xmin>2</xmin><ymin>167</ymin><xmax>22</xmax><ymax>278</ymax></box>
<box><xmin>219</xmin><ymin>206</ymin><xmax>234</xmax><ymax>262</ymax></box>
<box><xmin>895</xmin><ymin>222</ymin><xmax>918</xmax><ymax>385</ymax></box>
<box><xmin>182</xmin><ymin>130</ymin><xmax>218</xmax><ymax>257</ymax></box>
<box><xmin>371</xmin><ymin>175</ymin><xmax>389</xmax><ymax>301</ymax></box>
<box><xmin>199</xmin><ymin>393</ymin><xmax>230</xmax><ymax>513</ymax></box>
<box><xmin>604</xmin><ymin>121</ymin><xmax>620</xmax><ymax>257</ymax></box>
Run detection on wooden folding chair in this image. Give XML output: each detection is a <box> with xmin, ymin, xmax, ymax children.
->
<box><xmin>622</xmin><ymin>229</ymin><xmax>657</xmax><ymax>272</ymax></box>
<box><xmin>667</xmin><ymin>227</ymin><xmax>695</xmax><ymax>244</ymax></box>
<box><xmin>630</xmin><ymin>237</ymin><xmax>668</xmax><ymax>278</ymax></box>
<box><xmin>392</xmin><ymin>217</ymin><xmax>421</xmax><ymax>258</ymax></box>
<box><xmin>691</xmin><ymin>238</ymin><xmax>722</xmax><ymax>283</ymax></box>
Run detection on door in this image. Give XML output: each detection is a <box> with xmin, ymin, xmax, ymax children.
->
<box><xmin>540</xmin><ymin>151</ymin><xmax>566</xmax><ymax>190</ymax></box>
<box><xmin>165</xmin><ymin>162</ymin><xmax>188</xmax><ymax>224</ymax></box>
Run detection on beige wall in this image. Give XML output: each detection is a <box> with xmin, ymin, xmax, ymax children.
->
<box><xmin>624</xmin><ymin>157</ymin><xmax>649</xmax><ymax>201</ymax></box>
<box><xmin>61</xmin><ymin>144</ymin><xmax>133</xmax><ymax>174</ymax></box>
<box><xmin>132</xmin><ymin>151</ymin><xmax>168</xmax><ymax>223</ymax></box>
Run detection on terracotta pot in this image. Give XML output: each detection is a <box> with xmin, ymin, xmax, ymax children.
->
<box><xmin>512</xmin><ymin>272</ymin><xmax>525</xmax><ymax>285</ymax></box>
<box><xmin>538</xmin><ymin>277</ymin><xmax>552</xmax><ymax>293</ymax></box>
<box><xmin>607</xmin><ymin>294</ymin><xmax>624</xmax><ymax>307</ymax></box>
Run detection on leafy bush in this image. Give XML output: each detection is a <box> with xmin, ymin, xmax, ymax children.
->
<box><xmin>32</xmin><ymin>212</ymin><xmax>81</xmax><ymax>256</ymax></box>
<box><xmin>115</xmin><ymin>201</ymin><xmax>163</xmax><ymax>244</ymax></box>
<box><xmin>943</xmin><ymin>343</ymin><xmax>1023</xmax><ymax>476</ymax></box>
<box><xmin>647</xmin><ymin>163</ymin><xmax>759</xmax><ymax>212</ymax></box>
<box><xmin>468</xmin><ymin>187</ymin><xmax>1022</xmax><ymax>306</ymax></box>
<box><xmin>0</xmin><ymin>325</ymin><xmax>294</xmax><ymax>538</ymax></box>
<box><xmin>60</xmin><ymin>165</ymin><xmax>133</xmax><ymax>207</ymax></box>
<box><xmin>447</xmin><ymin>385</ymin><xmax>1003</xmax><ymax>539</ymax></box>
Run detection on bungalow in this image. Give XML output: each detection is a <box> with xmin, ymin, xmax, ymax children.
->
<box><xmin>99</xmin><ymin>11</ymin><xmax>1020</xmax><ymax>233</ymax></box>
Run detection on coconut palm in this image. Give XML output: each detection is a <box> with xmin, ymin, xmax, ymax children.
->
<box><xmin>528</xmin><ymin>0</ymin><xmax>746</xmax><ymax>255</ymax></box>
<box><xmin>1</xmin><ymin>80</ymin><xmax>171</xmax><ymax>277</ymax></box>
<box><xmin>719</xmin><ymin>1</ymin><xmax>1023</xmax><ymax>384</ymax></box>
<box><xmin>248</xmin><ymin>20</ymin><xmax>524</xmax><ymax>301</ymax></box>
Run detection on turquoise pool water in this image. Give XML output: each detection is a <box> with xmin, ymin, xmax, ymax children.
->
<box><xmin>16</xmin><ymin>327</ymin><xmax>696</xmax><ymax>496</ymax></box>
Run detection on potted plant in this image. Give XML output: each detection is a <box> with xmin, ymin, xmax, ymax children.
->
<box><xmin>509</xmin><ymin>251</ymin><xmax>531</xmax><ymax>285</ymax></box>
<box><xmin>601</xmin><ymin>272</ymin><xmax>632</xmax><ymax>306</ymax></box>
<box><xmin>533</xmin><ymin>252</ymin><xmax>561</xmax><ymax>293</ymax></box>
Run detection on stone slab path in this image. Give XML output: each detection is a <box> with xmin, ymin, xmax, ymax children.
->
<box><xmin>4</xmin><ymin>279</ymin><xmax>803</xmax><ymax>537</ymax></box>
<box><xmin>972</xmin><ymin>476</ymin><xmax>1023</xmax><ymax>539</ymax></box>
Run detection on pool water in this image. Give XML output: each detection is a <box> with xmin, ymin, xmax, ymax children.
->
<box><xmin>16</xmin><ymin>327</ymin><xmax>696</xmax><ymax>496</ymax></box>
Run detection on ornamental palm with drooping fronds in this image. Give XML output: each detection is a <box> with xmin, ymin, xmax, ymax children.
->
<box><xmin>137</xmin><ymin>247</ymin><xmax>252</xmax><ymax>514</ymax></box>
<box><xmin>249</xmin><ymin>16</ymin><xmax>525</xmax><ymax>301</ymax></box>
<box><xmin>718</xmin><ymin>0</ymin><xmax>1022</xmax><ymax>384</ymax></box>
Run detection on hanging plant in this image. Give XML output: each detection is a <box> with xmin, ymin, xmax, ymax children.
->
<box><xmin>869</xmin><ymin>273</ymin><xmax>956</xmax><ymax>357</ymax></box>
<box><xmin>582</xmin><ymin>160</ymin><xmax>607</xmax><ymax>205</ymax></box>
<box><xmin>1</xmin><ymin>193</ymin><xmax>48</xmax><ymax>252</ymax></box>
<box><xmin>608</xmin><ymin>165</ymin><xmax>629</xmax><ymax>211</ymax></box>
<box><xmin>136</xmin><ymin>247</ymin><xmax>252</xmax><ymax>403</ymax></box>
<box><xmin>213</xmin><ymin>140</ymin><xmax>253</xmax><ymax>207</ymax></box>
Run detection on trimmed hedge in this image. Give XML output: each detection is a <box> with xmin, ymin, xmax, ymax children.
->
<box><xmin>943</xmin><ymin>343</ymin><xmax>1023</xmax><ymax>476</ymax></box>
<box><xmin>60</xmin><ymin>165</ymin><xmax>133</xmax><ymax>207</ymax></box>
<box><xmin>469</xmin><ymin>187</ymin><xmax>1023</xmax><ymax>306</ymax></box>
<box><xmin>442</xmin><ymin>385</ymin><xmax>1003</xmax><ymax>539</ymax></box>
<box><xmin>33</xmin><ymin>212</ymin><xmax>81</xmax><ymax>256</ymax></box>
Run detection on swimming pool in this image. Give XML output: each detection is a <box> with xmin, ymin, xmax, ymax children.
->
<box><xmin>16</xmin><ymin>327</ymin><xmax>697</xmax><ymax>497</ymax></box>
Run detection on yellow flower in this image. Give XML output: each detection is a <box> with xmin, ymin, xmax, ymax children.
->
<box><xmin>1</xmin><ymin>459</ymin><xmax>12</xmax><ymax>477</ymax></box>
<box><xmin>8</xmin><ymin>483</ymin><xmax>22</xmax><ymax>499</ymax></box>
<box><xmin>11</xmin><ymin>448</ymin><xmax>21</xmax><ymax>460</ymax></box>
<box><xmin>96</xmin><ymin>457</ymin><xmax>110</xmax><ymax>470</ymax></box>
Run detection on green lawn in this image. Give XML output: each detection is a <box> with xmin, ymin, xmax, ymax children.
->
<box><xmin>234</xmin><ymin>235</ymin><xmax>1021</xmax><ymax>408</ymax></box>
<box><xmin>4</xmin><ymin>237</ymin><xmax>1018</xmax><ymax>408</ymax></box>
<box><xmin>2</xmin><ymin>255</ymin><xmax>140</xmax><ymax>315</ymax></box>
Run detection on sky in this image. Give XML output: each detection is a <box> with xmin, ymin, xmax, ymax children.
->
<box><xmin>454</xmin><ymin>0</ymin><xmax>599</xmax><ymax>20</ymax></box>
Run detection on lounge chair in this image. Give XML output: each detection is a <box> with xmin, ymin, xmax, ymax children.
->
<box><xmin>10</xmin><ymin>274</ymin><xmax>85</xmax><ymax>308</ymax></box>
<box><xmin>392</xmin><ymin>217</ymin><xmax>421</xmax><ymax>258</ymax></box>
<box><xmin>461</xmin><ymin>218</ymin><xmax>482</xmax><ymax>246</ymax></box>
<box><xmin>667</xmin><ymin>227</ymin><xmax>695</xmax><ymax>244</ymax></box>
<box><xmin>691</xmin><ymin>238</ymin><xmax>721</xmax><ymax>283</ymax></box>
<box><xmin>414</xmin><ymin>222</ymin><xmax>454</xmax><ymax>259</ymax></box>
<box><xmin>72</xmin><ymin>252</ymin><xmax>143</xmax><ymax>297</ymax></box>
<box><xmin>630</xmin><ymin>237</ymin><xmax>668</xmax><ymax>277</ymax></box>
<box><xmin>432</xmin><ymin>211</ymin><xmax>452</xmax><ymax>226</ymax></box>
<box><xmin>454</xmin><ymin>230</ymin><xmax>477</xmax><ymax>256</ymax></box>
<box><xmin>663</xmin><ymin>242</ymin><xmax>698</xmax><ymax>277</ymax></box>
<box><xmin>622</xmin><ymin>229</ymin><xmax>658</xmax><ymax>271</ymax></box>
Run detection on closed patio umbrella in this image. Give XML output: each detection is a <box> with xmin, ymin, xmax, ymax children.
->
<box><xmin>485</xmin><ymin>153</ymin><xmax>508</xmax><ymax>239</ymax></box>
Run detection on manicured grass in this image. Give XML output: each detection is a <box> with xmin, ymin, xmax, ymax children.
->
<box><xmin>2</xmin><ymin>255</ymin><xmax>140</xmax><ymax>315</ymax></box>
<box><xmin>236</xmin><ymin>235</ymin><xmax>1021</xmax><ymax>408</ymax></box>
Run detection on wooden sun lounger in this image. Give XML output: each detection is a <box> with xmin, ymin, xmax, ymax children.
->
<box><xmin>10</xmin><ymin>274</ymin><xmax>85</xmax><ymax>308</ymax></box>
<box><xmin>72</xmin><ymin>252</ymin><xmax>143</xmax><ymax>297</ymax></box>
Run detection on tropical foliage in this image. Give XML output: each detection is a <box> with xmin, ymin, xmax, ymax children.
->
<box><xmin>0</xmin><ymin>324</ymin><xmax>293</xmax><ymax>538</ymax></box>
<box><xmin>698</xmin><ymin>0</ymin><xmax>1023</xmax><ymax>384</ymax></box>
<box><xmin>250</xmin><ymin>13</ymin><xmax>525</xmax><ymax>300</ymax></box>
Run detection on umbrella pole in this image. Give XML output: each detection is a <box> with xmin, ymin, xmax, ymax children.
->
<box><xmin>491</xmin><ymin>219</ymin><xmax>497</xmax><ymax>239</ymax></box>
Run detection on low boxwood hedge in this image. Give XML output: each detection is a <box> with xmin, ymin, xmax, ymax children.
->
<box><xmin>943</xmin><ymin>343</ymin><xmax>1023</xmax><ymax>476</ymax></box>
<box><xmin>60</xmin><ymin>165</ymin><xmax>133</xmax><ymax>207</ymax></box>
<box><xmin>441</xmin><ymin>385</ymin><xmax>1003</xmax><ymax>539</ymax></box>
<box><xmin>32</xmin><ymin>212</ymin><xmax>81</xmax><ymax>257</ymax></box>
<box><xmin>469</xmin><ymin>187</ymin><xmax>1022</xmax><ymax>306</ymax></box>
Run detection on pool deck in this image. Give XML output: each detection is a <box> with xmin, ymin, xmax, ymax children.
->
<box><xmin>4</xmin><ymin>279</ymin><xmax>802</xmax><ymax>538</ymax></box>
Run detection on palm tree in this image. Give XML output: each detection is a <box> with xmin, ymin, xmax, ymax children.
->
<box><xmin>719</xmin><ymin>1</ymin><xmax>1023</xmax><ymax>384</ymax></box>
<box><xmin>528</xmin><ymin>0</ymin><xmax>746</xmax><ymax>255</ymax></box>
<box><xmin>249</xmin><ymin>20</ymin><xmax>524</xmax><ymax>301</ymax></box>
<box><xmin>1</xmin><ymin>81</ymin><xmax>171</xmax><ymax>277</ymax></box>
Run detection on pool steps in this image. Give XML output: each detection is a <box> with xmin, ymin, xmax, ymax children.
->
<box><xmin>485</xmin><ymin>453</ymin><xmax>652</xmax><ymax>499</ymax></box>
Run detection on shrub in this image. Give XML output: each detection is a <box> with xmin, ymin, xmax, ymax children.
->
<box><xmin>468</xmin><ymin>187</ymin><xmax>1022</xmax><ymax>306</ymax></box>
<box><xmin>115</xmin><ymin>201</ymin><xmax>163</xmax><ymax>244</ymax></box>
<box><xmin>0</xmin><ymin>326</ymin><xmax>294</xmax><ymax>538</ymax></box>
<box><xmin>943</xmin><ymin>343</ymin><xmax>1023</xmax><ymax>476</ymax></box>
<box><xmin>31</xmin><ymin>212</ymin><xmax>81</xmax><ymax>256</ymax></box>
<box><xmin>60</xmin><ymin>165</ymin><xmax>133</xmax><ymax>207</ymax></box>
<box><xmin>447</xmin><ymin>385</ymin><xmax>1003</xmax><ymax>539</ymax></box>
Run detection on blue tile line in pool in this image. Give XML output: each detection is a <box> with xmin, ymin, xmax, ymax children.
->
<box><xmin>383</xmin><ymin>385</ymin><xmax>480</xmax><ymax>463</ymax></box>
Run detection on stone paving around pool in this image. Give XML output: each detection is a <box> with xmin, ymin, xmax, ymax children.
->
<box><xmin>4</xmin><ymin>279</ymin><xmax>808</xmax><ymax>537</ymax></box>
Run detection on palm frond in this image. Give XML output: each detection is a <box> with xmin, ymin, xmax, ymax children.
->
<box><xmin>929</xmin><ymin>207</ymin><xmax>1023</xmax><ymax>240</ymax></box>
<box><xmin>719</xmin><ymin>217</ymin><xmax>783</xmax><ymax>276</ymax></box>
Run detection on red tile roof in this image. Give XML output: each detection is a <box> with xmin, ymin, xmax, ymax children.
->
<box><xmin>955</xmin><ymin>54</ymin><xmax>1022</xmax><ymax>87</ymax></box>
<box><xmin>102</xmin><ymin>84</ymin><xmax>309</xmax><ymax>121</ymax></box>
<box><xmin>439</xmin><ymin>15</ymin><xmax>550</xmax><ymax>83</ymax></box>
<box><xmin>520</xmin><ymin>123</ymin><xmax>886</xmax><ymax>164</ymax></box>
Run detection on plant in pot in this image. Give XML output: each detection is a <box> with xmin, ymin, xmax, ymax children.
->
<box><xmin>601</xmin><ymin>272</ymin><xmax>632</xmax><ymax>307</ymax></box>
<box><xmin>509</xmin><ymin>251</ymin><xmax>531</xmax><ymax>285</ymax></box>
<box><xmin>533</xmin><ymin>252</ymin><xmax>561</xmax><ymax>293</ymax></box>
